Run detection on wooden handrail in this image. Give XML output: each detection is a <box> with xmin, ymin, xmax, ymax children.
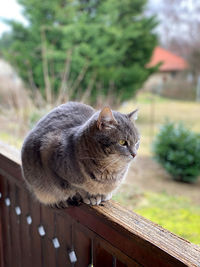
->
<box><xmin>0</xmin><ymin>142</ymin><xmax>200</xmax><ymax>267</ymax></box>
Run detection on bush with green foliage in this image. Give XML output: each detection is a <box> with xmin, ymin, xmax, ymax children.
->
<box><xmin>153</xmin><ymin>122</ymin><xmax>200</xmax><ymax>183</ymax></box>
<box><xmin>0</xmin><ymin>0</ymin><xmax>157</xmax><ymax>104</ymax></box>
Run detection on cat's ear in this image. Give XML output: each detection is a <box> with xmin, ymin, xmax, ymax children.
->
<box><xmin>97</xmin><ymin>107</ymin><xmax>117</xmax><ymax>130</ymax></box>
<box><xmin>127</xmin><ymin>109</ymin><xmax>139</xmax><ymax>121</ymax></box>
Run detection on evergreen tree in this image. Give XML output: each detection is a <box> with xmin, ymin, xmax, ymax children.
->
<box><xmin>0</xmin><ymin>0</ymin><xmax>157</xmax><ymax>104</ymax></box>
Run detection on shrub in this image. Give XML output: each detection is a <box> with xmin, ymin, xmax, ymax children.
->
<box><xmin>153</xmin><ymin>122</ymin><xmax>200</xmax><ymax>183</ymax></box>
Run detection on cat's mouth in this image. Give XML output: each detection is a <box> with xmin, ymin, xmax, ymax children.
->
<box><xmin>119</xmin><ymin>153</ymin><xmax>135</xmax><ymax>162</ymax></box>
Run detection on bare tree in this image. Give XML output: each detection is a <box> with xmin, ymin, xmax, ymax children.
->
<box><xmin>147</xmin><ymin>0</ymin><xmax>200</xmax><ymax>100</ymax></box>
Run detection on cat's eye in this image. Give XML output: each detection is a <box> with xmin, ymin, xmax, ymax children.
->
<box><xmin>119</xmin><ymin>140</ymin><xmax>127</xmax><ymax>146</ymax></box>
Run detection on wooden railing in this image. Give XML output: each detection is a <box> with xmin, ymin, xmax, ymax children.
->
<box><xmin>0</xmin><ymin>142</ymin><xmax>200</xmax><ymax>267</ymax></box>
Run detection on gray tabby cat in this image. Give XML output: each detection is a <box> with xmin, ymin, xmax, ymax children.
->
<box><xmin>21</xmin><ymin>102</ymin><xmax>140</xmax><ymax>207</ymax></box>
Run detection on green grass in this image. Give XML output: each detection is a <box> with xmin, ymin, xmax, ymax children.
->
<box><xmin>135</xmin><ymin>92</ymin><xmax>169</xmax><ymax>104</ymax></box>
<box><xmin>119</xmin><ymin>92</ymin><xmax>200</xmax><ymax>156</ymax></box>
<box><xmin>0</xmin><ymin>132</ymin><xmax>22</xmax><ymax>149</ymax></box>
<box><xmin>113</xmin><ymin>190</ymin><xmax>200</xmax><ymax>245</ymax></box>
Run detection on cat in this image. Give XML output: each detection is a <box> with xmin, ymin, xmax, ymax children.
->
<box><xmin>21</xmin><ymin>102</ymin><xmax>140</xmax><ymax>208</ymax></box>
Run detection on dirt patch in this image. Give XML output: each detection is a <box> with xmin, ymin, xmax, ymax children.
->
<box><xmin>125</xmin><ymin>155</ymin><xmax>200</xmax><ymax>205</ymax></box>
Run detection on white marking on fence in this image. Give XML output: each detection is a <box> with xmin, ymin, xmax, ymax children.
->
<box><xmin>15</xmin><ymin>206</ymin><xmax>21</xmax><ymax>215</ymax></box>
<box><xmin>26</xmin><ymin>215</ymin><xmax>32</xmax><ymax>225</ymax></box>
<box><xmin>5</xmin><ymin>197</ymin><xmax>11</xmax><ymax>206</ymax></box>
<box><xmin>52</xmin><ymin>237</ymin><xmax>60</xmax><ymax>248</ymax></box>
<box><xmin>69</xmin><ymin>250</ymin><xmax>77</xmax><ymax>263</ymax></box>
<box><xmin>38</xmin><ymin>225</ymin><xmax>45</xmax><ymax>236</ymax></box>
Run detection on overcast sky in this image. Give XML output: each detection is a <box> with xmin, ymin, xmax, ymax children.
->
<box><xmin>0</xmin><ymin>0</ymin><xmax>27</xmax><ymax>36</ymax></box>
<box><xmin>0</xmin><ymin>0</ymin><xmax>197</xmax><ymax>41</ymax></box>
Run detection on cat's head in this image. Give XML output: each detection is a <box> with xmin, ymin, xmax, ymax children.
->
<box><xmin>92</xmin><ymin>106</ymin><xmax>140</xmax><ymax>162</ymax></box>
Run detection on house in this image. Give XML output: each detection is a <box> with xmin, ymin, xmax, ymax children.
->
<box><xmin>144</xmin><ymin>46</ymin><xmax>188</xmax><ymax>91</ymax></box>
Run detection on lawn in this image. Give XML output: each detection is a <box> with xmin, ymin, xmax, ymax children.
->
<box><xmin>117</xmin><ymin>92</ymin><xmax>200</xmax><ymax>245</ymax></box>
<box><xmin>2</xmin><ymin>91</ymin><xmax>200</xmax><ymax>153</ymax></box>
<box><xmin>119</xmin><ymin>92</ymin><xmax>200</xmax><ymax>156</ymax></box>
<box><xmin>113</xmin><ymin>188</ymin><xmax>200</xmax><ymax>245</ymax></box>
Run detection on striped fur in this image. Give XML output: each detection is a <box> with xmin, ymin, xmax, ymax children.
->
<box><xmin>21</xmin><ymin>102</ymin><xmax>139</xmax><ymax>206</ymax></box>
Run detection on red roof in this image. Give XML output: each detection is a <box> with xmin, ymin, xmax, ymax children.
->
<box><xmin>147</xmin><ymin>46</ymin><xmax>188</xmax><ymax>71</ymax></box>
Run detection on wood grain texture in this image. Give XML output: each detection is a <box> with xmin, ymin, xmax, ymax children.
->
<box><xmin>19</xmin><ymin>190</ymin><xmax>33</xmax><ymax>267</ymax></box>
<box><xmin>9</xmin><ymin>183</ymin><xmax>22</xmax><ymax>267</ymax></box>
<box><xmin>0</xmin><ymin>179</ymin><xmax>12</xmax><ymax>267</ymax></box>
<box><xmin>55</xmin><ymin>213</ymin><xmax>72</xmax><ymax>266</ymax></box>
<box><xmin>74</xmin><ymin>223</ymin><xmax>91</xmax><ymax>267</ymax></box>
<box><xmin>30</xmin><ymin>200</ymin><xmax>43</xmax><ymax>267</ymax></box>
<box><xmin>0</xmin><ymin>143</ymin><xmax>200</xmax><ymax>267</ymax></box>
<box><xmin>41</xmin><ymin>205</ymin><xmax>57</xmax><ymax>267</ymax></box>
<box><xmin>0</xmin><ymin>176</ymin><xmax>6</xmax><ymax>267</ymax></box>
<box><xmin>1</xmin><ymin>180</ymin><xmax>12</xmax><ymax>267</ymax></box>
<box><xmin>65</xmin><ymin>201</ymin><xmax>200</xmax><ymax>267</ymax></box>
<box><xmin>0</xmin><ymin>219</ymin><xmax>4</xmax><ymax>267</ymax></box>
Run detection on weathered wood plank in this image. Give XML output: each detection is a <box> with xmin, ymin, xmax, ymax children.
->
<box><xmin>30</xmin><ymin>200</ymin><xmax>43</xmax><ymax>267</ymax></box>
<box><xmin>0</xmin><ymin>218</ymin><xmax>4</xmax><ymax>267</ymax></box>
<box><xmin>65</xmin><ymin>201</ymin><xmax>200</xmax><ymax>267</ymax></box>
<box><xmin>0</xmin><ymin>176</ymin><xmax>7</xmax><ymax>267</ymax></box>
<box><xmin>0</xmin><ymin>143</ymin><xmax>200</xmax><ymax>267</ymax></box>
<box><xmin>9</xmin><ymin>183</ymin><xmax>22</xmax><ymax>267</ymax></box>
<box><xmin>40</xmin><ymin>205</ymin><xmax>57</xmax><ymax>267</ymax></box>
<box><xmin>74</xmin><ymin>222</ymin><xmax>92</xmax><ymax>267</ymax></box>
<box><xmin>19</xmin><ymin>189</ymin><xmax>33</xmax><ymax>267</ymax></box>
<box><xmin>94</xmin><ymin>242</ymin><xmax>113</xmax><ymax>267</ymax></box>
<box><xmin>93</xmin><ymin>235</ymin><xmax>141</xmax><ymax>267</ymax></box>
<box><xmin>55</xmin><ymin>213</ymin><xmax>72</xmax><ymax>266</ymax></box>
<box><xmin>0</xmin><ymin>179</ymin><xmax>12</xmax><ymax>267</ymax></box>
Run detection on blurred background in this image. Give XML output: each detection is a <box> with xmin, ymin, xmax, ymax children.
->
<box><xmin>0</xmin><ymin>0</ymin><xmax>200</xmax><ymax>245</ymax></box>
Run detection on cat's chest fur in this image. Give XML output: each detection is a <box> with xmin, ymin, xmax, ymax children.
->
<box><xmin>77</xmin><ymin>154</ymin><xmax>129</xmax><ymax>195</ymax></box>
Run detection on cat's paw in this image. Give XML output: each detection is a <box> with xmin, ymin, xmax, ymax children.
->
<box><xmin>102</xmin><ymin>192</ymin><xmax>112</xmax><ymax>202</ymax></box>
<box><xmin>83</xmin><ymin>195</ymin><xmax>102</xmax><ymax>206</ymax></box>
<box><xmin>50</xmin><ymin>200</ymin><xmax>68</xmax><ymax>209</ymax></box>
<box><xmin>67</xmin><ymin>194</ymin><xmax>82</xmax><ymax>206</ymax></box>
<box><xmin>83</xmin><ymin>193</ymin><xmax>113</xmax><ymax>206</ymax></box>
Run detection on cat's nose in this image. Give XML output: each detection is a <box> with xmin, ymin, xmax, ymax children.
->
<box><xmin>131</xmin><ymin>152</ymin><xmax>137</xmax><ymax>158</ymax></box>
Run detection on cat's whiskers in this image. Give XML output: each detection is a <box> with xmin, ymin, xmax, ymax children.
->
<box><xmin>100</xmin><ymin>157</ymin><xmax>119</xmax><ymax>174</ymax></box>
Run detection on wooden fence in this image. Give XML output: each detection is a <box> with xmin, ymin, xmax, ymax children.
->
<box><xmin>0</xmin><ymin>142</ymin><xmax>200</xmax><ymax>267</ymax></box>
